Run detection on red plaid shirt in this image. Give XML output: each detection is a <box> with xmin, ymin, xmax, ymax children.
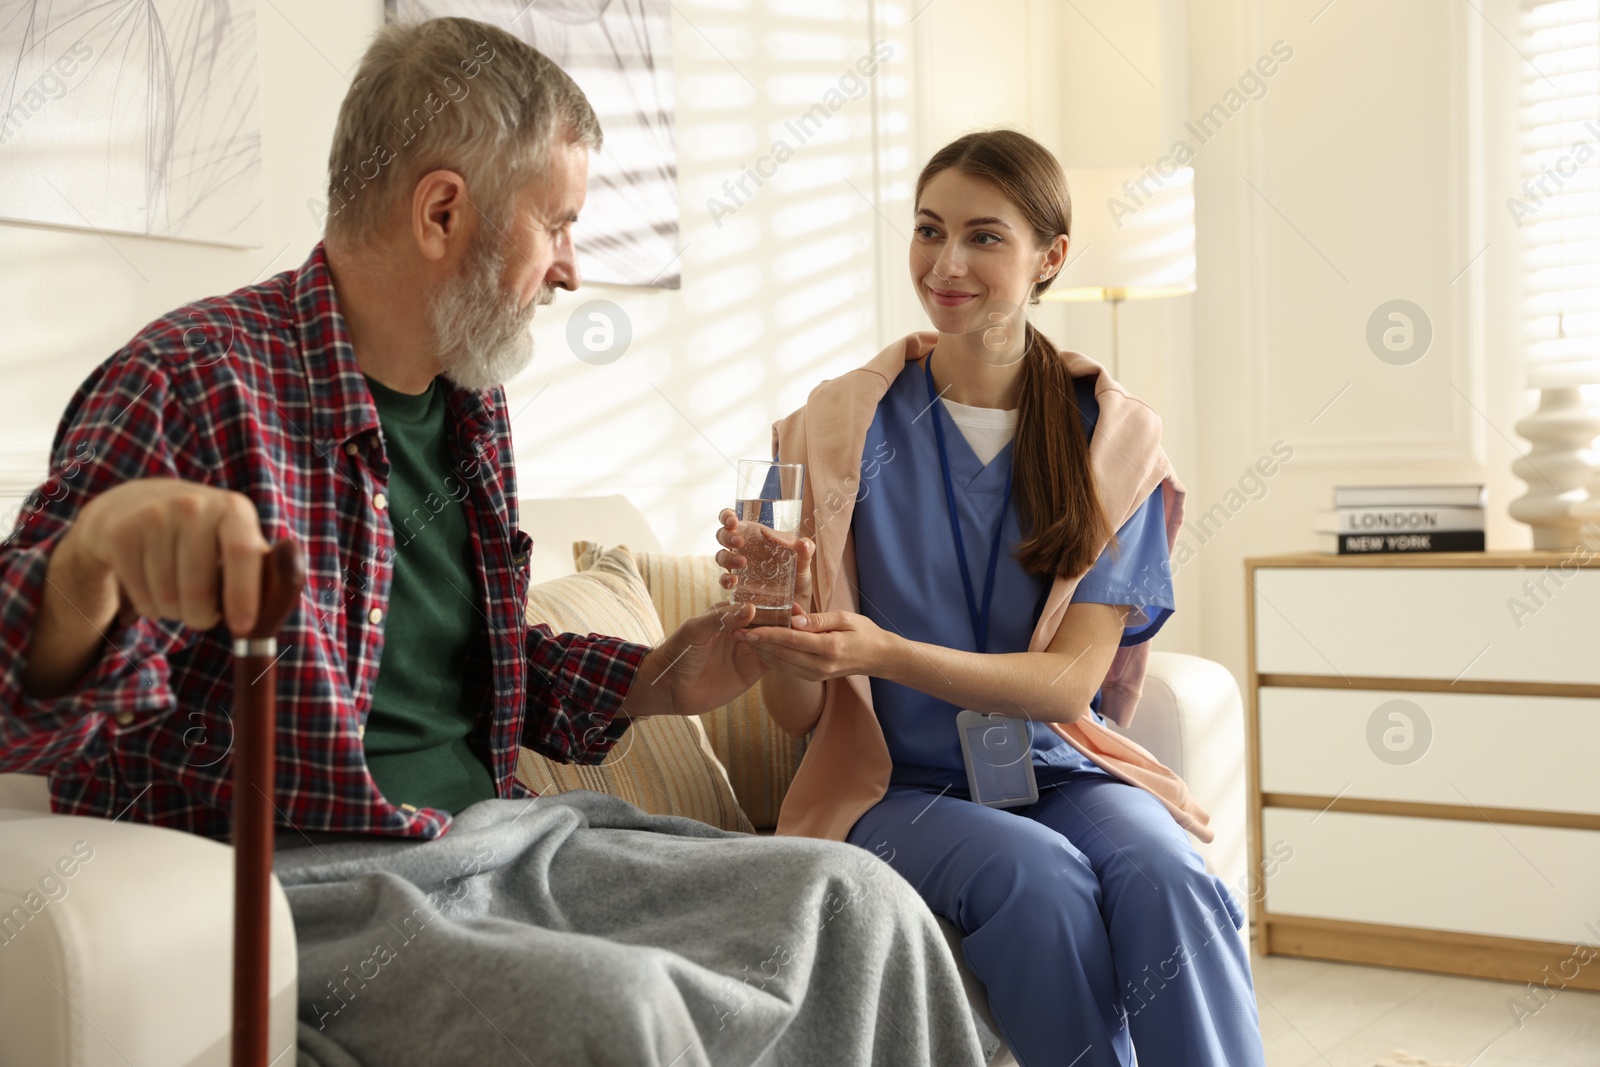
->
<box><xmin>0</xmin><ymin>243</ymin><xmax>649</xmax><ymax>841</ymax></box>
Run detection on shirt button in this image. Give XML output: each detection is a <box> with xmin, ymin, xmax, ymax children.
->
<box><xmin>373</xmin><ymin>492</ymin><xmax>387</xmax><ymax>510</ymax></box>
<box><xmin>358</xmin><ymin>722</ymin><xmax>366</xmax><ymax>739</ymax></box>
<box><xmin>114</xmin><ymin>711</ymin><xmax>134</xmax><ymax>726</ymax></box>
<box><xmin>400</xmin><ymin>803</ymin><xmax>417</xmax><ymax>813</ymax></box>
<box><xmin>368</xmin><ymin>607</ymin><xmax>383</xmax><ymax>624</ymax></box>
<box><xmin>344</xmin><ymin>442</ymin><xmax>358</xmax><ymax>456</ymax></box>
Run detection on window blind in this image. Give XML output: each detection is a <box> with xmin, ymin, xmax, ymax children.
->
<box><xmin>1518</xmin><ymin>0</ymin><xmax>1600</xmax><ymax>387</ymax></box>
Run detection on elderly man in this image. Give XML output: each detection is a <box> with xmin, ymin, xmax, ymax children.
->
<box><xmin>0</xmin><ymin>16</ymin><xmax>985</xmax><ymax>1067</ymax></box>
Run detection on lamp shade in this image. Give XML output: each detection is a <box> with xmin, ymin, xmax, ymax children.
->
<box><xmin>1046</xmin><ymin>165</ymin><xmax>1197</xmax><ymax>301</ymax></box>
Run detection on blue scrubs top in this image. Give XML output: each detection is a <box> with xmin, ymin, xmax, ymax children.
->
<box><xmin>848</xmin><ymin>359</ymin><xmax>1175</xmax><ymax>784</ymax></box>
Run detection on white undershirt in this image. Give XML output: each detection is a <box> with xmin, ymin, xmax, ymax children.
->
<box><xmin>940</xmin><ymin>397</ymin><xmax>1018</xmax><ymax>466</ymax></box>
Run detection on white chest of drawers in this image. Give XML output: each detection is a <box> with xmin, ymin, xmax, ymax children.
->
<box><xmin>1246</xmin><ymin>551</ymin><xmax>1600</xmax><ymax>991</ymax></box>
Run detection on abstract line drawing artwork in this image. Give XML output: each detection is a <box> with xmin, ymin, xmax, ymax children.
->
<box><xmin>0</xmin><ymin>0</ymin><xmax>263</xmax><ymax>248</ymax></box>
<box><xmin>388</xmin><ymin>0</ymin><xmax>679</xmax><ymax>289</ymax></box>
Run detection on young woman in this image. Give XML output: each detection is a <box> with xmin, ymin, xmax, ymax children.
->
<box><xmin>715</xmin><ymin>129</ymin><xmax>1265</xmax><ymax>1067</ymax></box>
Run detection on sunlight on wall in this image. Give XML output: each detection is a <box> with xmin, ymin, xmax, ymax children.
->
<box><xmin>509</xmin><ymin>0</ymin><xmax>914</xmax><ymax>554</ymax></box>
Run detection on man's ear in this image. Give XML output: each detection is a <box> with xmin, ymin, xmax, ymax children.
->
<box><xmin>411</xmin><ymin>169</ymin><xmax>469</xmax><ymax>263</ymax></box>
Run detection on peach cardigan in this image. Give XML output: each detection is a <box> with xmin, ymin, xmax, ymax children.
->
<box><xmin>770</xmin><ymin>332</ymin><xmax>1213</xmax><ymax>844</ymax></box>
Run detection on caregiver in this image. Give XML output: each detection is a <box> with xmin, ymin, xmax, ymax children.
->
<box><xmin>715</xmin><ymin>128</ymin><xmax>1266</xmax><ymax>1067</ymax></box>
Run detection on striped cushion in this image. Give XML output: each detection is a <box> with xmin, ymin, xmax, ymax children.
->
<box><xmin>517</xmin><ymin>545</ymin><xmax>753</xmax><ymax>834</ymax></box>
<box><xmin>576</xmin><ymin>542</ymin><xmax>806</xmax><ymax>831</ymax></box>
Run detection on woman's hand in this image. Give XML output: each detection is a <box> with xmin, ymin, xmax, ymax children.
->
<box><xmin>731</xmin><ymin>610</ymin><xmax>899</xmax><ymax>683</ymax></box>
<box><xmin>715</xmin><ymin>508</ymin><xmax>814</xmax><ymax>614</ymax></box>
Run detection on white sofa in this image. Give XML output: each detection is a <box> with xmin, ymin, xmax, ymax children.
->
<box><xmin>0</xmin><ymin>494</ymin><xmax>1248</xmax><ymax>1067</ymax></box>
<box><xmin>0</xmin><ymin>798</ymin><xmax>299</xmax><ymax>1067</ymax></box>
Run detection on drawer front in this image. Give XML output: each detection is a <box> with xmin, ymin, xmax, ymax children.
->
<box><xmin>1263</xmin><ymin>808</ymin><xmax>1600</xmax><ymax>944</ymax></box>
<box><xmin>1259</xmin><ymin>687</ymin><xmax>1600</xmax><ymax>815</ymax></box>
<box><xmin>1253</xmin><ymin>567</ymin><xmax>1600</xmax><ymax>684</ymax></box>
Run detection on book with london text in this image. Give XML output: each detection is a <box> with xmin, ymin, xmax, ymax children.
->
<box><xmin>1314</xmin><ymin>506</ymin><xmax>1486</xmax><ymax>535</ymax></box>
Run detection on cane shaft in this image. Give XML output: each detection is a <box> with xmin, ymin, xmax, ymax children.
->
<box><xmin>231</xmin><ymin>647</ymin><xmax>275</xmax><ymax>1067</ymax></box>
<box><xmin>230</xmin><ymin>539</ymin><xmax>304</xmax><ymax>1067</ymax></box>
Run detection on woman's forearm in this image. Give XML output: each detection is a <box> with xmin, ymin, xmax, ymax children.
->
<box><xmin>875</xmin><ymin>636</ymin><xmax>1110</xmax><ymax>725</ymax></box>
<box><xmin>758</xmin><ymin>668</ymin><xmax>825</xmax><ymax>738</ymax></box>
<box><xmin>745</xmin><ymin>604</ymin><xmax>1125</xmax><ymax>732</ymax></box>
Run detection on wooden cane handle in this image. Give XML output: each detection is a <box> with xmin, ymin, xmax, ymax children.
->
<box><xmin>245</xmin><ymin>539</ymin><xmax>306</xmax><ymax>640</ymax></box>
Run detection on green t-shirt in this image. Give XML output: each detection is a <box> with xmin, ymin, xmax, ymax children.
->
<box><xmin>359</xmin><ymin>373</ymin><xmax>497</xmax><ymax>813</ymax></box>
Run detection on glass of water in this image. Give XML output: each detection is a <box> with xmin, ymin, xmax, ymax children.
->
<box><xmin>732</xmin><ymin>460</ymin><xmax>805</xmax><ymax>627</ymax></box>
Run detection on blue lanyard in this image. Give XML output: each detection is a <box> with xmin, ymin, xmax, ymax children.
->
<box><xmin>924</xmin><ymin>353</ymin><xmax>1013</xmax><ymax>653</ymax></box>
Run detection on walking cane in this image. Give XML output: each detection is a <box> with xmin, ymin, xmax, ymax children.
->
<box><xmin>231</xmin><ymin>538</ymin><xmax>306</xmax><ymax>1067</ymax></box>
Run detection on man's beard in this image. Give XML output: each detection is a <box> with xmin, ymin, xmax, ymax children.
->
<box><xmin>430</xmin><ymin>230</ymin><xmax>554</xmax><ymax>392</ymax></box>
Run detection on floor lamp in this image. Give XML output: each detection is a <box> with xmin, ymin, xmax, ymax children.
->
<box><xmin>1043</xmin><ymin>165</ymin><xmax>1198</xmax><ymax>380</ymax></box>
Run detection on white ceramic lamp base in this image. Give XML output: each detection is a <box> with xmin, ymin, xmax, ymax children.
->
<box><xmin>1509</xmin><ymin>386</ymin><xmax>1600</xmax><ymax>550</ymax></box>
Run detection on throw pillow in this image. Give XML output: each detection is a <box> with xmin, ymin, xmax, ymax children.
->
<box><xmin>517</xmin><ymin>544</ymin><xmax>753</xmax><ymax>834</ymax></box>
<box><xmin>575</xmin><ymin>541</ymin><xmax>806</xmax><ymax>831</ymax></box>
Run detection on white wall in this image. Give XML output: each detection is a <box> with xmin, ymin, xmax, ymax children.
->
<box><xmin>0</xmin><ymin>0</ymin><xmax>375</xmax><ymax>507</ymax></box>
<box><xmin>1183</xmin><ymin>0</ymin><xmax>1530</xmax><ymax>684</ymax></box>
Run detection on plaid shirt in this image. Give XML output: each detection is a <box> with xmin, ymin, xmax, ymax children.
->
<box><xmin>0</xmin><ymin>243</ymin><xmax>650</xmax><ymax>842</ymax></box>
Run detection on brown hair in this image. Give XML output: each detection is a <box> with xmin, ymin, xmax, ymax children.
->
<box><xmin>325</xmin><ymin>17</ymin><xmax>602</xmax><ymax>246</ymax></box>
<box><xmin>914</xmin><ymin>128</ymin><xmax>1113</xmax><ymax>579</ymax></box>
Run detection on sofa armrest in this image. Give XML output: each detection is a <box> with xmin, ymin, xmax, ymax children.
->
<box><xmin>0</xmin><ymin>810</ymin><xmax>297</xmax><ymax>1067</ymax></box>
<box><xmin>1109</xmin><ymin>651</ymin><xmax>1249</xmax><ymax>907</ymax></box>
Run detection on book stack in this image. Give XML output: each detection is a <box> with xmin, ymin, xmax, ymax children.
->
<box><xmin>1315</xmin><ymin>485</ymin><xmax>1486</xmax><ymax>555</ymax></box>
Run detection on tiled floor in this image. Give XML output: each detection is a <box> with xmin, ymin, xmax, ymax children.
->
<box><xmin>1251</xmin><ymin>939</ymin><xmax>1600</xmax><ymax>1066</ymax></box>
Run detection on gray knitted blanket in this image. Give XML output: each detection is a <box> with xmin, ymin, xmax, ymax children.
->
<box><xmin>274</xmin><ymin>791</ymin><xmax>987</xmax><ymax>1067</ymax></box>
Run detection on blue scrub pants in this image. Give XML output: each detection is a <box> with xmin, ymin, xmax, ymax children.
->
<box><xmin>845</xmin><ymin>764</ymin><xmax>1265</xmax><ymax>1067</ymax></box>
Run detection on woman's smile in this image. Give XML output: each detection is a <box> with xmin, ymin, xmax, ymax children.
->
<box><xmin>927</xmin><ymin>285</ymin><xmax>979</xmax><ymax>308</ymax></box>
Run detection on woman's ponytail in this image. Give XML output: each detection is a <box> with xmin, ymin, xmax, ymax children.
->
<box><xmin>1011</xmin><ymin>321</ymin><xmax>1114</xmax><ymax>579</ymax></box>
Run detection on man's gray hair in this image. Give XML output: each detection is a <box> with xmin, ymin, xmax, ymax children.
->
<box><xmin>325</xmin><ymin>17</ymin><xmax>602</xmax><ymax>245</ymax></box>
